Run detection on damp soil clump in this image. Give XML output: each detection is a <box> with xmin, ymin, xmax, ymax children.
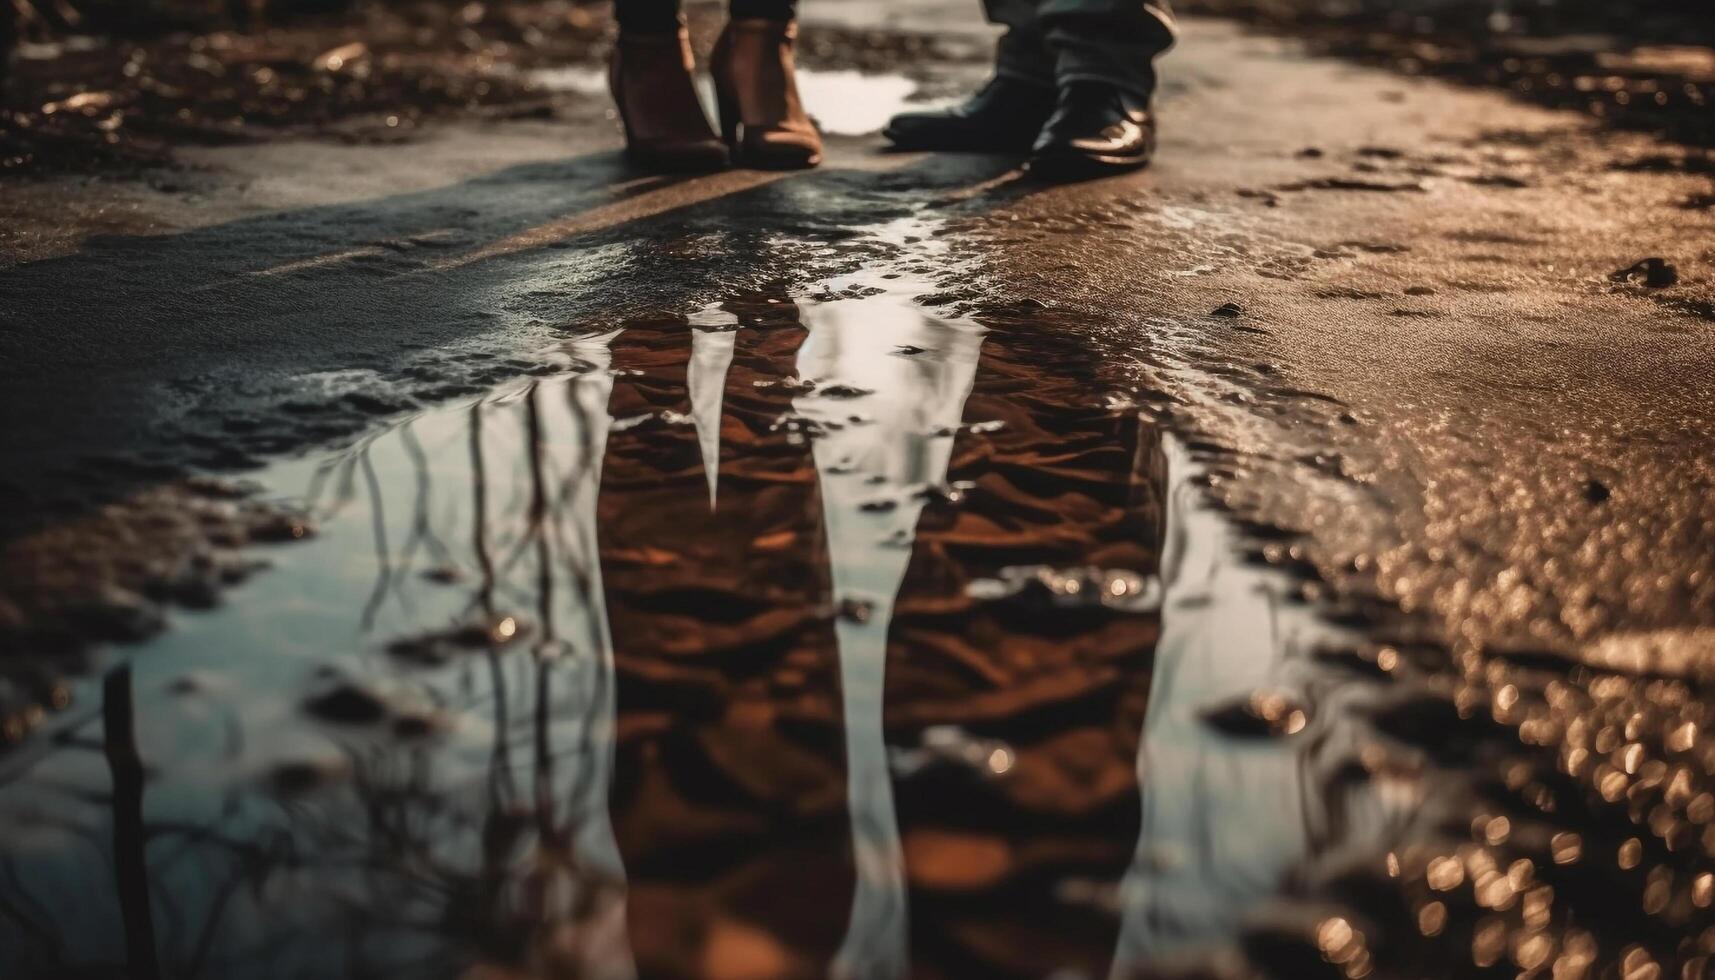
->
<box><xmin>1</xmin><ymin>475</ymin><xmax>313</xmax><ymax>649</ymax></box>
<box><xmin>0</xmin><ymin>476</ymin><xmax>313</xmax><ymax>744</ymax></box>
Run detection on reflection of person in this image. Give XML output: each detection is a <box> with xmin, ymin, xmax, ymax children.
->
<box><xmin>593</xmin><ymin>301</ymin><xmax>859</xmax><ymax>978</ymax></box>
<box><xmin>885</xmin><ymin>0</ymin><xmax>1175</xmax><ymax>179</ymax></box>
<box><xmin>608</xmin><ymin>0</ymin><xmax>821</xmax><ymax>172</ymax></box>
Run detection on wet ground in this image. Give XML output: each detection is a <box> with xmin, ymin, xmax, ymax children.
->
<box><xmin>0</xmin><ymin>0</ymin><xmax>983</xmax><ymax>177</ymax></box>
<box><xmin>4</xmin><ymin>2</ymin><xmax>1715</xmax><ymax>978</ymax></box>
<box><xmin>1178</xmin><ymin>0</ymin><xmax>1715</xmax><ymax>149</ymax></box>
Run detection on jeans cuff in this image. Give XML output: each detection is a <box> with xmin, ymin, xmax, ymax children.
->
<box><xmin>995</xmin><ymin>64</ymin><xmax>1057</xmax><ymax>89</ymax></box>
<box><xmin>1053</xmin><ymin>70</ymin><xmax>1156</xmax><ymax>101</ymax></box>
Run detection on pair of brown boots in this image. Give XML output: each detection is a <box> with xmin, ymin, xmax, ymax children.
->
<box><xmin>609</xmin><ymin>19</ymin><xmax>822</xmax><ymax>172</ymax></box>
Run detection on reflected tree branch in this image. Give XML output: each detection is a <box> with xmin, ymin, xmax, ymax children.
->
<box><xmin>359</xmin><ymin>448</ymin><xmax>395</xmax><ymax>631</ymax></box>
<box><xmin>102</xmin><ymin>665</ymin><xmax>161</xmax><ymax>980</ymax></box>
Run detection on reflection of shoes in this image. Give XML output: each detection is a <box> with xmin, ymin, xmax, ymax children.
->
<box><xmin>1027</xmin><ymin>82</ymin><xmax>1156</xmax><ymax>181</ymax></box>
<box><xmin>710</xmin><ymin>19</ymin><xmax>823</xmax><ymax>170</ymax></box>
<box><xmin>609</xmin><ymin>26</ymin><xmax>730</xmax><ymax>173</ymax></box>
<box><xmin>882</xmin><ymin>76</ymin><xmax>1055</xmax><ymax>152</ymax></box>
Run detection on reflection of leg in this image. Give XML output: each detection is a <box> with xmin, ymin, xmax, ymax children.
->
<box><xmin>103</xmin><ymin>665</ymin><xmax>162</xmax><ymax>980</ymax></box>
<box><xmin>883</xmin><ymin>311</ymin><xmax>1157</xmax><ymax>978</ymax></box>
<box><xmin>601</xmin><ymin>300</ymin><xmax>856</xmax><ymax>977</ymax></box>
<box><xmin>792</xmin><ymin>290</ymin><xmax>988</xmax><ymax>980</ymax></box>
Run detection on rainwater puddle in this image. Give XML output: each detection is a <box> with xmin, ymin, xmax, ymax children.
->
<box><xmin>0</xmin><ymin>253</ymin><xmax>1362</xmax><ymax>979</ymax></box>
<box><xmin>10</xmin><ymin>252</ymin><xmax>1702</xmax><ymax>979</ymax></box>
<box><xmin>794</xmin><ymin>70</ymin><xmax>927</xmax><ymax>136</ymax></box>
<box><xmin>528</xmin><ymin>64</ymin><xmax>609</xmax><ymax>96</ymax></box>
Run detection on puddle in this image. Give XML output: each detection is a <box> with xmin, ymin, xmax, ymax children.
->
<box><xmin>1110</xmin><ymin>436</ymin><xmax>1384</xmax><ymax>970</ymax></box>
<box><xmin>0</xmin><ymin>272</ymin><xmax>1015</xmax><ymax>975</ymax></box>
<box><xmin>527</xmin><ymin>64</ymin><xmax>610</xmax><ymax>97</ymax></box>
<box><xmin>794</xmin><ymin>70</ymin><xmax>927</xmax><ymax>136</ymax></box>
<box><xmin>7</xmin><ymin>245</ymin><xmax>1706</xmax><ymax>977</ymax></box>
<box><xmin>0</xmin><ymin>237</ymin><xmax>1370</xmax><ymax>978</ymax></box>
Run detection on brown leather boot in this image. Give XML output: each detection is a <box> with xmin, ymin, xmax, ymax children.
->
<box><xmin>710</xmin><ymin>19</ymin><xmax>822</xmax><ymax>170</ymax></box>
<box><xmin>609</xmin><ymin>26</ymin><xmax>729</xmax><ymax>173</ymax></box>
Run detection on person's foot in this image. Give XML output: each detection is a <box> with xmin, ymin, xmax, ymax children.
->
<box><xmin>1027</xmin><ymin>82</ymin><xmax>1156</xmax><ymax>181</ymax></box>
<box><xmin>711</xmin><ymin>19</ymin><xmax>822</xmax><ymax>170</ymax></box>
<box><xmin>609</xmin><ymin>27</ymin><xmax>730</xmax><ymax>173</ymax></box>
<box><xmin>882</xmin><ymin>75</ymin><xmax>1056</xmax><ymax>152</ymax></box>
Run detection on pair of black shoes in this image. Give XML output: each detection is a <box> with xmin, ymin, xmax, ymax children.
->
<box><xmin>884</xmin><ymin>77</ymin><xmax>1155</xmax><ymax>180</ymax></box>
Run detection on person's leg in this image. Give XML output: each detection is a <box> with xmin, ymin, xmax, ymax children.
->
<box><xmin>880</xmin><ymin>0</ymin><xmax>1058</xmax><ymax>152</ymax></box>
<box><xmin>1041</xmin><ymin>0</ymin><xmax>1175</xmax><ymax>99</ymax></box>
<box><xmin>711</xmin><ymin>0</ymin><xmax>822</xmax><ymax>169</ymax></box>
<box><xmin>0</xmin><ymin>1</ymin><xmax>13</xmax><ymax>96</ymax></box>
<box><xmin>609</xmin><ymin>0</ymin><xmax>729</xmax><ymax>172</ymax></box>
<box><xmin>729</xmin><ymin>0</ymin><xmax>796</xmax><ymax>20</ymax></box>
<box><xmin>1029</xmin><ymin>0</ymin><xmax>1174</xmax><ymax>178</ymax></box>
<box><xmin>615</xmin><ymin>0</ymin><xmax>797</xmax><ymax>33</ymax></box>
<box><xmin>986</xmin><ymin>0</ymin><xmax>1057</xmax><ymax>89</ymax></box>
<box><xmin>612</xmin><ymin>0</ymin><xmax>684</xmax><ymax>35</ymax></box>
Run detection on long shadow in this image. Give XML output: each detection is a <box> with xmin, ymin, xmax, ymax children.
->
<box><xmin>0</xmin><ymin>147</ymin><xmax>1029</xmax><ymax>541</ymax></box>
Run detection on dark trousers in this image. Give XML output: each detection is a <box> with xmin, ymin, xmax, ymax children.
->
<box><xmin>1</xmin><ymin>2</ymin><xmax>14</xmax><ymax>92</ymax></box>
<box><xmin>614</xmin><ymin>0</ymin><xmax>796</xmax><ymax>35</ymax></box>
<box><xmin>987</xmin><ymin>0</ymin><xmax>1175</xmax><ymax>98</ymax></box>
<box><xmin>610</xmin><ymin>0</ymin><xmax>1174</xmax><ymax>99</ymax></box>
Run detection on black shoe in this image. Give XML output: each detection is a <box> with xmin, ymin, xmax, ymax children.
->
<box><xmin>1027</xmin><ymin>82</ymin><xmax>1156</xmax><ymax>181</ymax></box>
<box><xmin>882</xmin><ymin>75</ymin><xmax>1056</xmax><ymax>152</ymax></box>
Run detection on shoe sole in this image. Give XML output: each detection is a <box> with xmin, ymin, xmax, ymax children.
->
<box><xmin>1026</xmin><ymin>145</ymin><xmax>1155</xmax><ymax>182</ymax></box>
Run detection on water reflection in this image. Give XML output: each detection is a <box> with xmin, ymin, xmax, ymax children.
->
<box><xmin>1111</xmin><ymin>437</ymin><xmax>1377</xmax><ymax>972</ymax></box>
<box><xmin>686</xmin><ymin>305</ymin><xmax>740</xmax><ymax>510</ymax></box>
<box><xmin>793</xmin><ymin>277</ymin><xmax>988</xmax><ymax>980</ymax></box>
<box><xmin>0</xmin><ymin>276</ymin><xmax>1360</xmax><ymax>979</ymax></box>
<box><xmin>2</xmin><ymin>344</ymin><xmax>638</xmax><ymax>977</ymax></box>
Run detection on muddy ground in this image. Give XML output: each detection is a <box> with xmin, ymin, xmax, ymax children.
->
<box><xmin>2</xmin><ymin>0</ymin><xmax>1715</xmax><ymax>978</ymax></box>
<box><xmin>1179</xmin><ymin>0</ymin><xmax>1715</xmax><ymax>148</ymax></box>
